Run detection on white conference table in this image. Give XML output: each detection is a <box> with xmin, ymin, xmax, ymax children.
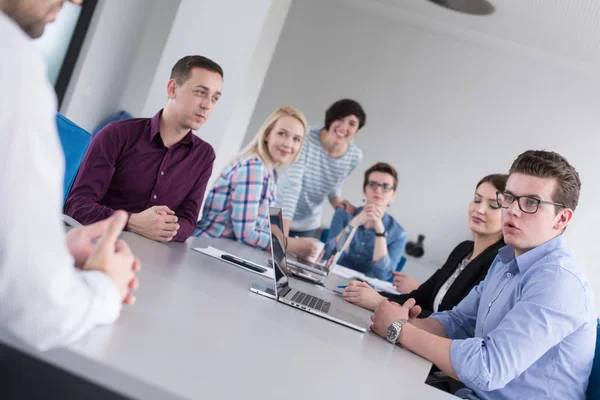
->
<box><xmin>0</xmin><ymin>232</ymin><xmax>455</xmax><ymax>400</ymax></box>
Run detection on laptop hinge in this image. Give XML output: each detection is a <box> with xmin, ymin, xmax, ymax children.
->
<box><xmin>280</xmin><ymin>286</ymin><xmax>292</xmax><ymax>298</ymax></box>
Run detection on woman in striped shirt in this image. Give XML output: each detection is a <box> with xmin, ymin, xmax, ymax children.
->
<box><xmin>277</xmin><ymin>99</ymin><xmax>367</xmax><ymax>259</ymax></box>
<box><xmin>194</xmin><ymin>106</ymin><xmax>307</xmax><ymax>249</ymax></box>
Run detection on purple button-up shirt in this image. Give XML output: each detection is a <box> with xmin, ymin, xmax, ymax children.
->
<box><xmin>64</xmin><ymin>110</ymin><xmax>215</xmax><ymax>242</ymax></box>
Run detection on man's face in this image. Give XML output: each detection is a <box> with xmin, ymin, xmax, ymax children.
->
<box><xmin>2</xmin><ymin>0</ymin><xmax>78</xmax><ymax>38</ymax></box>
<box><xmin>501</xmin><ymin>173</ymin><xmax>571</xmax><ymax>256</ymax></box>
<box><xmin>168</xmin><ymin>67</ymin><xmax>223</xmax><ymax>131</ymax></box>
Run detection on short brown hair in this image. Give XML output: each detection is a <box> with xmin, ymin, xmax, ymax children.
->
<box><xmin>363</xmin><ymin>162</ymin><xmax>398</xmax><ymax>191</ymax></box>
<box><xmin>476</xmin><ymin>174</ymin><xmax>508</xmax><ymax>192</ymax></box>
<box><xmin>509</xmin><ymin>150</ymin><xmax>581</xmax><ymax>211</ymax></box>
<box><xmin>170</xmin><ymin>55</ymin><xmax>224</xmax><ymax>85</ymax></box>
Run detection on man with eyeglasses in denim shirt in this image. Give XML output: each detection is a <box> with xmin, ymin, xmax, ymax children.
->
<box><xmin>369</xmin><ymin>150</ymin><xmax>596</xmax><ymax>399</ymax></box>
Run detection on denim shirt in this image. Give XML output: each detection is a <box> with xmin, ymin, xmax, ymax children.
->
<box><xmin>431</xmin><ymin>235</ymin><xmax>597</xmax><ymax>399</ymax></box>
<box><xmin>323</xmin><ymin>207</ymin><xmax>407</xmax><ymax>281</ymax></box>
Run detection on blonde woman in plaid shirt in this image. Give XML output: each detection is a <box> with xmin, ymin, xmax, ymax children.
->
<box><xmin>194</xmin><ymin>107</ymin><xmax>307</xmax><ymax>249</ymax></box>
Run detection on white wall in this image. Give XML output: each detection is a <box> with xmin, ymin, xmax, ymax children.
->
<box><xmin>119</xmin><ymin>0</ymin><xmax>181</xmax><ymax>117</ymax></box>
<box><xmin>141</xmin><ymin>0</ymin><xmax>292</xmax><ymax>177</ymax></box>
<box><xmin>61</xmin><ymin>0</ymin><xmax>289</xmax><ymax>172</ymax></box>
<box><xmin>60</xmin><ymin>0</ymin><xmax>174</xmax><ymax>132</ymax></box>
<box><xmin>246</xmin><ymin>0</ymin><xmax>600</xmax><ymax>308</ymax></box>
<box><xmin>210</xmin><ymin>0</ymin><xmax>293</xmax><ymax>183</ymax></box>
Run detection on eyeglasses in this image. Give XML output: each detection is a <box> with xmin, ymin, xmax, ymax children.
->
<box><xmin>496</xmin><ymin>191</ymin><xmax>564</xmax><ymax>215</ymax></box>
<box><xmin>366</xmin><ymin>181</ymin><xmax>396</xmax><ymax>192</ymax></box>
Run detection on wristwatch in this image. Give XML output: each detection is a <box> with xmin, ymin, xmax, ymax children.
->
<box><xmin>386</xmin><ymin>318</ymin><xmax>407</xmax><ymax>345</ymax></box>
<box><xmin>375</xmin><ymin>229</ymin><xmax>387</xmax><ymax>237</ymax></box>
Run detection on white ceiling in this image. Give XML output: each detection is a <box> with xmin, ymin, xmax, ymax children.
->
<box><xmin>334</xmin><ymin>0</ymin><xmax>600</xmax><ymax>71</ymax></box>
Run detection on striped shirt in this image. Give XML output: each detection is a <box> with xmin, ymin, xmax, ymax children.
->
<box><xmin>194</xmin><ymin>154</ymin><xmax>276</xmax><ymax>250</ymax></box>
<box><xmin>276</xmin><ymin>125</ymin><xmax>362</xmax><ymax>231</ymax></box>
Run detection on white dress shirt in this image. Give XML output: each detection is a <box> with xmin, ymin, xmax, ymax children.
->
<box><xmin>0</xmin><ymin>12</ymin><xmax>121</xmax><ymax>351</ymax></box>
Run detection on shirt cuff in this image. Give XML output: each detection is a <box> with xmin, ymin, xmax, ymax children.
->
<box><xmin>77</xmin><ymin>270</ymin><xmax>121</xmax><ymax>325</ymax></box>
<box><xmin>370</xmin><ymin>254</ymin><xmax>392</xmax><ymax>280</ymax></box>
<box><xmin>429</xmin><ymin>311</ymin><xmax>457</xmax><ymax>338</ymax></box>
<box><xmin>450</xmin><ymin>338</ymin><xmax>489</xmax><ymax>390</ymax></box>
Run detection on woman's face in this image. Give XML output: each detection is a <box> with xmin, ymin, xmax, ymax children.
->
<box><xmin>265</xmin><ymin>116</ymin><xmax>305</xmax><ymax>166</ymax></box>
<box><xmin>325</xmin><ymin>115</ymin><xmax>360</xmax><ymax>146</ymax></box>
<box><xmin>468</xmin><ymin>181</ymin><xmax>502</xmax><ymax>237</ymax></box>
<box><xmin>364</xmin><ymin>171</ymin><xmax>396</xmax><ymax>207</ymax></box>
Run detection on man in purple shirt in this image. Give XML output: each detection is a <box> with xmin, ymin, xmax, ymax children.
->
<box><xmin>65</xmin><ymin>55</ymin><xmax>223</xmax><ymax>242</ymax></box>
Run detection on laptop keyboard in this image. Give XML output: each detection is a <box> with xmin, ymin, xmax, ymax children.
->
<box><xmin>290</xmin><ymin>291</ymin><xmax>331</xmax><ymax>314</ymax></box>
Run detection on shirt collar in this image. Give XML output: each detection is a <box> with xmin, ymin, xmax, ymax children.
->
<box><xmin>149</xmin><ymin>110</ymin><xmax>162</xmax><ymax>142</ymax></box>
<box><xmin>149</xmin><ymin>109</ymin><xmax>194</xmax><ymax>147</ymax></box>
<box><xmin>498</xmin><ymin>234</ymin><xmax>567</xmax><ymax>273</ymax></box>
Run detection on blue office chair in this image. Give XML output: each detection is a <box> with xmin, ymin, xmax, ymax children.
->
<box><xmin>93</xmin><ymin>110</ymin><xmax>132</xmax><ymax>136</ymax></box>
<box><xmin>55</xmin><ymin>113</ymin><xmax>92</xmax><ymax>206</ymax></box>
<box><xmin>384</xmin><ymin>255</ymin><xmax>407</xmax><ymax>282</ymax></box>
<box><xmin>396</xmin><ymin>255</ymin><xmax>407</xmax><ymax>272</ymax></box>
<box><xmin>587</xmin><ymin>320</ymin><xmax>600</xmax><ymax>399</ymax></box>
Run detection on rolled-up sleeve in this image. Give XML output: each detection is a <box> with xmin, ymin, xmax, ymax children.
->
<box><xmin>430</xmin><ymin>273</ymin><xmax>487</xmax><ymax>340</ymax></box>
<box><xmin>230</xmin><ymin>160</ymin><xmax>271</xmax><ymax>250</ymax></box>
<box><xmin>448</xmin><ymin>266</ymin><xmax>589</xmax><ymax>392</ymax></box>
<box><xmin>369</xmin><ymin>229</ymin><xmax>407</xmax><ymax>280</ymax></box>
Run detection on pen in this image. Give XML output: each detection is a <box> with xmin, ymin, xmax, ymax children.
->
<box><xmin>337</xmin><ymin>283</ymin><xmax>375</xmax><ymax>289</ymax></box>
<box><xmin>333</xmin><ymin>290</ymin><xmax>344</xmax><ymax>296</ymax></box>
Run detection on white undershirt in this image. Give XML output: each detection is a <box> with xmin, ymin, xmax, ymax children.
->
<box><xmin>432</xmin><ymin>254</ymin><xmax>471</xmax><ymax>313</ymax></box>
<box><xmin>0</xmin><ymin>12</ymin><xmax>120</xmax><ymax>351</ymax></box>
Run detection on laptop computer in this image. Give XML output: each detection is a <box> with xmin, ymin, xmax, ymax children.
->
<box><xmin>250</xmin><ymin>207</ymin><xmax>372</xmax><ymax>332</ymax></box>
<box><xmin>285</xmin><ymin>225</ymin><xmax>357</xmax><ymax>276</ymax></box>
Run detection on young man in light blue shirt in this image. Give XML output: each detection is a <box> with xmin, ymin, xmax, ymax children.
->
<box><xmin>370</xmin><ymin>150</ymin><xmax>596</xmax><ymax>399</ymax></box>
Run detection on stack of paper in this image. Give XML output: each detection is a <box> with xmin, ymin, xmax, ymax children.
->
<box><xmin>330</xmin><ymin>265</ymin><xmax>401</xmax><ymax>295</ymax></box>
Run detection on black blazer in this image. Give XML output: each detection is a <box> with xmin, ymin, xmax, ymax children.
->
<box><xmin>385</xmin><ymin>239</ymin><xmax>505</xmax><ymax>318</ymax></box>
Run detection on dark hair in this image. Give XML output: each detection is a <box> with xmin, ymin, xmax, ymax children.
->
<box><xmin>324</xmin><ymin>99</ymin><xmax>366</xmax><ymax>131</ymax></box>
<box><xmin>509</xmin><ymin>150</ymin><xmax>581</xmax><ymax>211</ymax></box>
<box><xmin>476</xmin><ymin>174</ymin><xmax>508</xmax><ymax>193</ymax></box>
<box><xmin>363</xmin><ymin>162</ymin><xmax>398</xmax><ymax>191</ymax></box>
<box><xmin>170</xmin><ymin>55</ymin><xmax>224</xmax><ymax>85</ymax></box>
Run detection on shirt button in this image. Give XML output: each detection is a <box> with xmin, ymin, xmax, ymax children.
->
<box><xmin>153</xmin><ymin>195</ymin><xmax>157</xmax><ymax>200</ymax></box>
<box><xmin>160</xmin><ymin>171</ymin><xmax>164</xmax><ymax>176</ymax></box>
<box><xmin>488</xmin><ymin>303</ymin><xmax>492</xmax><ymax>308</ymax></box>
<box><xmin>507</xmin><ymin>272</ymin><xmax>512</xmax><ymax>278</ymax></box>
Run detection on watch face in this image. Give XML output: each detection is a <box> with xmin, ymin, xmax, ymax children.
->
<box><xmin>386</xmin><ymin>325</ymin><xmax>397</xmax><ymax>342</ymax></box>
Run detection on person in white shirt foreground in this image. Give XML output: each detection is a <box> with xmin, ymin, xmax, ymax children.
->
<box><xmin>0</xmin><ymin>0</ymin><xmax>140</xmax><ymax>351</ymax></box>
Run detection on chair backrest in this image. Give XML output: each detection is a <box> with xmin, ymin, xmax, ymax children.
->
<box><xmin>93</xmin><ymin>110</ymin><xmax>132</xmax><ymax>136</ymax></box>
<box><xmin>56</xmin><ymin>113</ymin><xmax>91</xmax><ymax>205</ymax></box>
<box><xmin>587</xmin><ymin>319</ymin><xmax>600</xmax><ymax>399</ymax></box>
<box><xmin>396</xmin><ymin>255</ymin><xmax>407</xmax><ymax>272</ymax></box>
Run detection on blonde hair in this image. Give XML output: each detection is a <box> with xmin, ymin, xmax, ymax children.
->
<box><xmin>238</xmin><ymin>106</ymin><xmax>308</xmax><ymax>171</ymax></box>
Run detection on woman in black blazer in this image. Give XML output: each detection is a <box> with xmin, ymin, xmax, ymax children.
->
<box><xmin>343</xmin><ymin>173</ymin><xmax>507</xmax><ymax>317</ymax></box>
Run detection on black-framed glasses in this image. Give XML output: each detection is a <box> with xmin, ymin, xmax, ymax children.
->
<box><xmin>496</xmin><ymin>191</ymin><xmax>564</xmax><ymax>214</ymax></box>
<box><xmin>366</xmin><ymin>181</ymin><xmax>396</xmax><ymax>192</ymax></box>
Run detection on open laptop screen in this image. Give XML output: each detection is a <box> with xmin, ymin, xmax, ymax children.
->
<box><xmin>269</xmin><ymin>207</ymin><xmax>289</xmax><ymax>296</ymax></box>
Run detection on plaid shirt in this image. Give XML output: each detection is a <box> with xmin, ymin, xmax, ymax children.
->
<box><xmin>194</xmin><ymin>154</ymin><xmax>275</xmax><ymax>249</ymax></box>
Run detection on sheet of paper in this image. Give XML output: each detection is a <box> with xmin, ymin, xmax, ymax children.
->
<box><xmin>330</xmin><ymin>265</ymin><xmax>401</xmax><ymax>295</ymax></box>
<box><xmin>365</xmin><ymin>278</ymin><xmax>401</xmax><ymax>295</ymax></box>
<box><xmin>329</xmin><ymin>264</ymin><xmax>364</xmax><ymax>279</ymax></box>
